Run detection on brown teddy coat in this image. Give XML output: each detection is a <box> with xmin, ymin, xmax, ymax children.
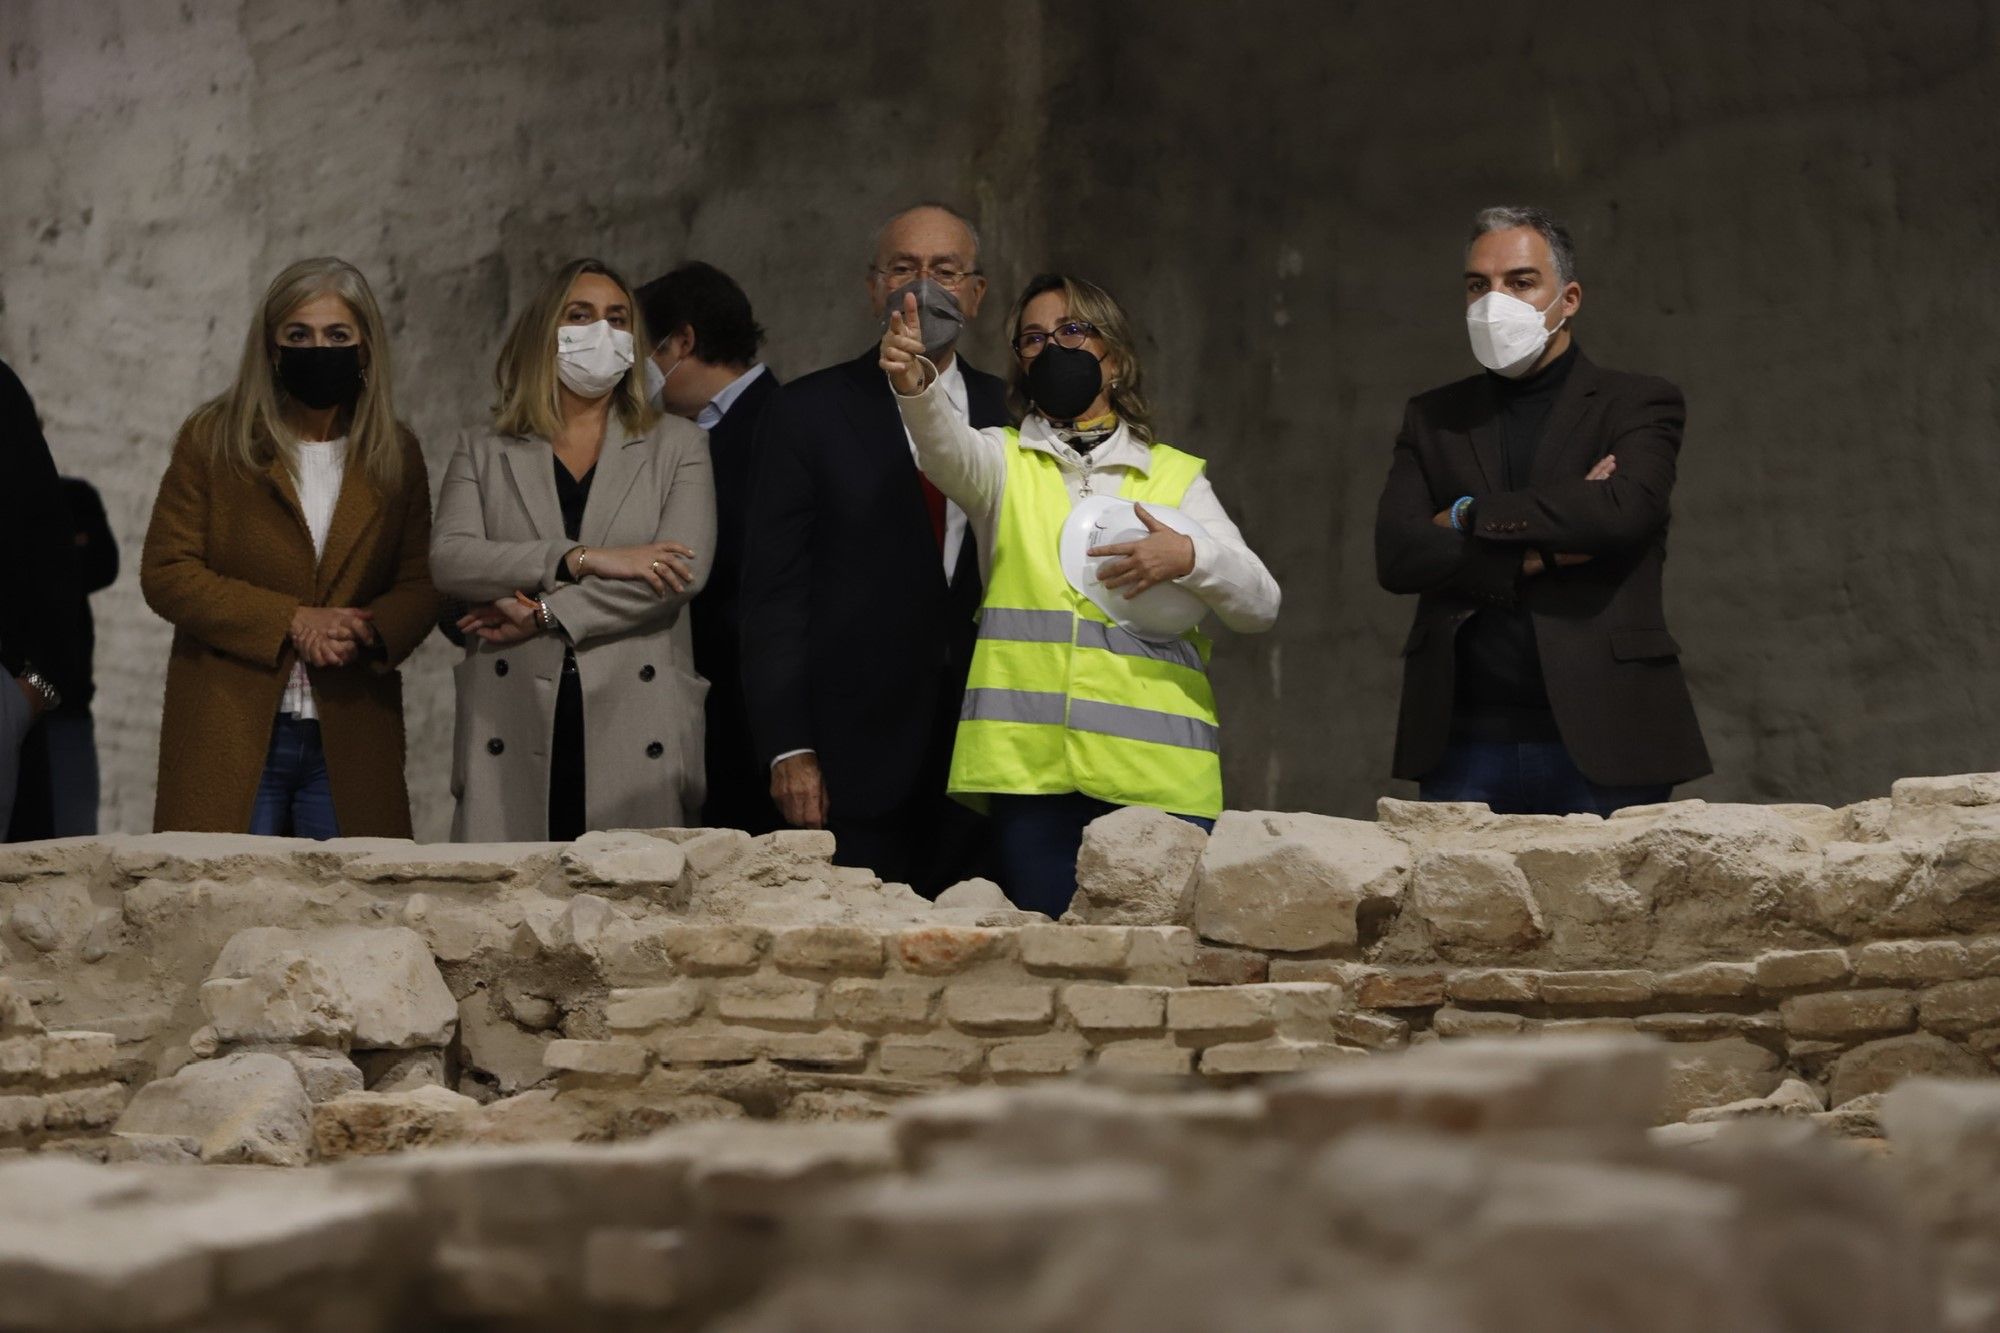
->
<box><xmin>140</xmin><ymin>418</ymin><xmax>439</xmax><ymax>836</ymax></box>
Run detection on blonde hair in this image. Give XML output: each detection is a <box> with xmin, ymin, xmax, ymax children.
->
<box><xmin>1006</xmin><ymin>273</ymin><xmax>1156</xmax><ymax>444</ymax></box>
<box><xmin>494</xmin><ymin>258</ymin><xmax>657</xmax><ymax>441</ymax></box>
<box><xmin>193</xmin><ymin>257</ymin><xmax>405</xmax><ymax>490</ymax></box>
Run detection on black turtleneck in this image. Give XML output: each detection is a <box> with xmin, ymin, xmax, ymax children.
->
<box><xmin>1451</xmin><ymin>341</ymin><xmax>1579</xmax><ymax>742</ymax></box>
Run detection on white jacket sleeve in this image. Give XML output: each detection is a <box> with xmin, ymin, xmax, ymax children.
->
<box><xmin>894</xmin><ymin>374</ymin><xmax>1008</xmax><ymax>520</ymax></box>
<box><xmin>1169</xmin><ymin>473</ymin><xmax>1282</xmax><ymax>634</ymax></box>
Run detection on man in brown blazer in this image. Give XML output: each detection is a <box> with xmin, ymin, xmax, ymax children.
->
<box><xmin>1375</xmin><ymin>206</ymin><xmax>1709</xmax><ymax>815</ymax></box>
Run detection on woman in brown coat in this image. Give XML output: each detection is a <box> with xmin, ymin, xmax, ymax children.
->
<box><xmin>141</xmin><ymin>257</ymin><xmax>439</xmax><ymax>838</ymax></box>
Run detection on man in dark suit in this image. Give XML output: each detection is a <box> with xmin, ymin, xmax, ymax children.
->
<box><xmin>635</xmin><ymin>262</ymin><xmax>783</xmax><ymax>835</ymax></box>
<box><xmin>741</xmin><ymin>203</ymin><xmax>1007</xmax><ymax>894</ymax></box>
<box><xmin>1375</xmin><ymin>205</ymin><xmax>1709</xmax><ymax>815</ymax></box>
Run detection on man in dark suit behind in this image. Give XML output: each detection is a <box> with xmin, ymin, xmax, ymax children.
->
<box><xmin>1375</xmin><ymin>206</ymin><xmax>1710</xmax><ymax>815</ymax></box>
<box><xmin>636</xmin><ymin>262</ymin><xmax>783</xmax><ymax>835</ymax></box>
<box><xmin>741</xmin><ymin>203</ymin><xmax>1007</xmax><ymax>894</ymax></box>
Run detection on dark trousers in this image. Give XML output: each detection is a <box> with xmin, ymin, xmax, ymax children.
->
<box><xmin>249</xmin><ymin>715</ymin><xmax>340</xmax><ymax>839</ymax></box>
<box><xmin>1419</xmin><ymin>738</ymin><xmax>1671</xmax><ymax>817</ymax></box>
<box><xmin>830</xmin><ymin>792</ymin><xmax>991</xmax><ymax>901</ymax></box>
<box><xmin>3</xmin><ymin>725</ymin><xmax>52</xmax><ymax>843</ymax></box>
<box><xmin>991</xmin><ymin>792</ymin><xmax>1216</xmax><ymax>919</ymax></box>
<box><xmin>548</xmin><ymin>652</ymin><xmax>586</xmax><ymax>842</ymax></box>
<box><xmin>45</xmin><ymin>712</ymin><xmax>98</xmax><ymax>837</ymax></box>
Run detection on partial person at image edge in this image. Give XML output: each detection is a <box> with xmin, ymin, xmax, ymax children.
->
<box><xmin>0</xmin><ymin>357</ymin><xmax>89</xmax><ymax>843</ymax></box>
<box><xmin>45</xmin><ymin>476</ymin><xmax>118</xmax><ymax>837</ymax></box>
<box><xmin>1374</xmin><ymin>205</ymin><xmax>1710</xmax><ymax>816</ymax></box>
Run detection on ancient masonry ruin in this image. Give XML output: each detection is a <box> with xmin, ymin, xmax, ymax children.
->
<box><xmin>6</xmin><ymin>776</ymin><xmax>2000</xmax><ymax>1327</ymax></box>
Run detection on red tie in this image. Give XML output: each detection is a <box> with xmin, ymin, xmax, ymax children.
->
<box><xmin>919</xmin><ymin>475</ymin><xmax>948</xmax><ymax>551</ymax></box>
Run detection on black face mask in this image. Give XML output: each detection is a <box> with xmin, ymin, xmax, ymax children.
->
<box><xmin>1025</xmin><ymin>343</ymin><xmax>1103</xmax><ymax>422</ymax></box>
<box><xmin>276</xmin><ymin>346</ymin><xmax>364</xmax><ymax>410</ymax></box>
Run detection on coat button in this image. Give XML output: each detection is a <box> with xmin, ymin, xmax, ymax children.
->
<box><xmin>645</xmin><ymin>741</ymin><xmax>664</xmax><ymax>759</ymax></box>
<box><xmin>487</xmin><ymin>738</ymin><xmax>505</xmax><ymax>755</ymax></box>
<box><xmin>494</xmin><ymin>659</ymin><xmax>509</xmax><ymax>677</ymax></box>
<box><xmin>638</xmin><ymin>665</ymin><xmax>656</xmax><ymax>682</ymax></box>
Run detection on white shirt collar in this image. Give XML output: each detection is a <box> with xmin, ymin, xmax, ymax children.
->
<box><xmin>695</xmin><ymin>363</ymin><xmax>768</xmax><ymax>432</ymax></box>
<box><xmin>1017</xmin><ymin>411</ymin><xmax>1152</xmax><ymax>475</ymax></box>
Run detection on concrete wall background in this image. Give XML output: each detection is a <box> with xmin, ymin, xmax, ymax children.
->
<box><xmin>2</xmin><ymin>0</ymin><xmax>1996</xmax><ymax>839</ymax></box>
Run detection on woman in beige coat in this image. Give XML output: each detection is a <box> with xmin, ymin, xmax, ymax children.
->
<box><xmin>431</xmin><ymin>258</ymin><xmax>716</xmax><ymax>842</ymax></box>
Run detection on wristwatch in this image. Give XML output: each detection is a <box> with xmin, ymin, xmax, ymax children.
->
<box><xmin>18</xmin><ymin>665</ymin><xmax>60</xmax><ymax>713</ymax></box>
<box><xmin>534</xmin><ymin>598</ymin><xmax>560</xmax><ymax>634</ymax></box>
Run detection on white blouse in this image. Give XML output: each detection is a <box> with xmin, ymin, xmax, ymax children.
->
<box><xmin>279</xmin><ymin>438</ymin><xmax>348</xmax><ymax>719</ymax></box>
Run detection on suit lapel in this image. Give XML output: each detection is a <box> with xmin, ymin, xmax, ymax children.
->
<box><xmin>315</xmin><ymin>460</ymin><xmax>384</xmax><ymax>598</ymax></box>
<box><xmin>504</xmin><ymin>438</ymin><xmax>567</xmax><ymax>542</ymax></box>
<box><xmin>263</xmin><ymin>456</ymin><xmax>309</xmax><ymax>544</ymax></box>
<box><xmin>956</xmin><ymin>358</ymin><xmax>1011</xmax><ymax>429</ymax></box>
<box><xmin>580</xmin><ymin>418</ymin><xmax>645</xmax><ymax>544</ymax></box>
<box><xmin>837</xmin><ymin>349</ymin><xmax>949</xmax><ymax>591</ymax></box>
<box><xmin>1465</xmin><ymin>377</ymin><xmax>1504</xmax><ymax>493</ymax></box>
<box><xmin>1528</xmin><ymin>353</ymin><xmax>1602</xmax><ymax>486</ymax></box>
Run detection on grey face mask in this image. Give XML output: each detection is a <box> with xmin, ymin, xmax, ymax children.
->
<box><xmin>882</xmin><ymin>276</ymin><xmax>966</xmax><ymax>357</ymax></box>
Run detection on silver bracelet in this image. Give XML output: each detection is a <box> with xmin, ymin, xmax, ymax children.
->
<box><xmin>535</xmin><ymin>599</ymin><xmax>557</xmax><ymax>633</ymax></box>
<box><xmin>18</xmin><ymin>666</ymin><xmax>60</xmax><ymax>712</ymax></box>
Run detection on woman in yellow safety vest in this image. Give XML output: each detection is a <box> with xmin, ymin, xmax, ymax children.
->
<box><xmin>881</xmin><ymin>273</ymin><xmax>1280</xmax><ymax>916</ymax></box>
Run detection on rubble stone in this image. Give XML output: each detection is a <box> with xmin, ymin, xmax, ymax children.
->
<box><xmin>1407</xmin><ymin>849</ymin><xmax>1546</xmax><ymax>954</ymax></box>
<box><xmin>115</xmin><ymin>1052</ymin><xmax>313</xmax><ymax>1165</ymax></box>
<box><xmin>1918</xmin><ymin>977</ymin><xmax>2000</xmax><ymax>1036</ymax></box>
<box><xmin>1829</xmin><ymin>1031</ymin><xmax>1989</xmax><ymax>1106</ymax></box>
<box><xmin>280</xmin><ymin>1048</ymin><xmax>366</xmax><ymax>1103</ymax></box>
<box><xmin>211</xmin><ymin>925</ymin><xmax>456</xmax><ymax>1049</ymax></box>
<box><xmin>560</xmin><ymin>829</ymin><xmax>690</xmax><ymax>901</ymax></box>
<box><xmin>1192</xmin><ymin>810</ymin><xmax>1410</xmax><ymax>951</ymax></box>
<box><xmin>313</xmin><ymin>1084</ymin><xmax>480</xmax><ymax>1159</ymax></box>
<box><xmin>199</xmin><ymin>950</ymin><xmax>354</xmax><ymax>1048</ymax></box>
<box><xmin>1068</xmin><ymin>806</ymin><xmax>1209</xmax><ymax>926</ymax></box>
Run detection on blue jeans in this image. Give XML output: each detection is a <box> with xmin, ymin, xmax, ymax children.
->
<box><xmin>1419</xmin><ymin>738</ymin><xmax>1670</xmax><ymax>817</ymax></box>
<box><xmin>248</xmin><ymin>715</ymin><xmax>341</xmax><ymax>839</ymax></box>
<box><xmin>991</xmin><ymin>792</ymin><xmax>1215</xmax><ymax>919</ymax></box>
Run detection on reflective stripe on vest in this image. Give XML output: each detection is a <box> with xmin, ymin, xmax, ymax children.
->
<box><xmin>947</xmin><ymin>430</ymin><xmax>1224</xmax><ymax>819</ymax></box>
<box><xmin>960</xmin><ymin>687</ymin><xmax>1222</xmax><ymax>752</ymax></box>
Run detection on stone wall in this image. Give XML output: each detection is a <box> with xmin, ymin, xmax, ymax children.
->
<box><xmin>13</xmin><ymin>1035</ymin><xmax>2000</xmax><ymax>1331</ymax></box>
<box><xmin>0</xmin><ymin>986</ymin><xmax>127</xmax><ymax>1155</ymax></box>
<box><xmin>6</xmin><ymin>774</ymin><xmax>2000</xmax><ymax>1166</ymax></box>
<box><xmin>6</xmin><ymin>3</ymin><xmax>2000</xmax><ymax>835</ymax></box>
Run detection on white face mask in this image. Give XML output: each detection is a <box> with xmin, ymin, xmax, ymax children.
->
<box><xmin>1465</xmin><ymin>288</ymin><xmax>1568</xmax><ymax>379</ymax></box>
<box><xmin>642</xmin><ymin>348</ymin><xmax>682</xmax><ymax>412</ymax></box>
<box><xmin>556</xmin><ymin>320</ymin><xmax>636</xmax><ymax>399</ymax></box>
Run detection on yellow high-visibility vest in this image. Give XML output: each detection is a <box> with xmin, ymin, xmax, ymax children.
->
<box><xmin>949</xmin><ymin>429</ymin><xmax>1224</xmax><ymax>818</ymax></box>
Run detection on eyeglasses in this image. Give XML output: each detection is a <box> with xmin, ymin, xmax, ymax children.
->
<box><xmin>872</xmin><ymin>263</ymin><xmax>982</xmax><ymax>290</ymax></box>
<box><xmin>1011</xmin><ymin>320</ymin><xmax>1099</xmax><ymax>355</ymax></box>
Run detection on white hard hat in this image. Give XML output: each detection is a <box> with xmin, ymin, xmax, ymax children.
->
<box><xmin>1058</xmin><ymin>496</ymin><xmax>1211</xmax><ymax>643</ymax></box>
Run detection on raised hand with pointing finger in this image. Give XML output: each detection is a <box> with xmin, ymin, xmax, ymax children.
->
<box><xmin>878</xmin><ymin>293</ymin><xmax>932</xmax><ymax>397</ymax></box>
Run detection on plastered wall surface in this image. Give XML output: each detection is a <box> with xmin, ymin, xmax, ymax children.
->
<box><xmin>2</xmin><ymin>1</ymin><xmax>1997</xmax><ymax>837</ymax></box>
